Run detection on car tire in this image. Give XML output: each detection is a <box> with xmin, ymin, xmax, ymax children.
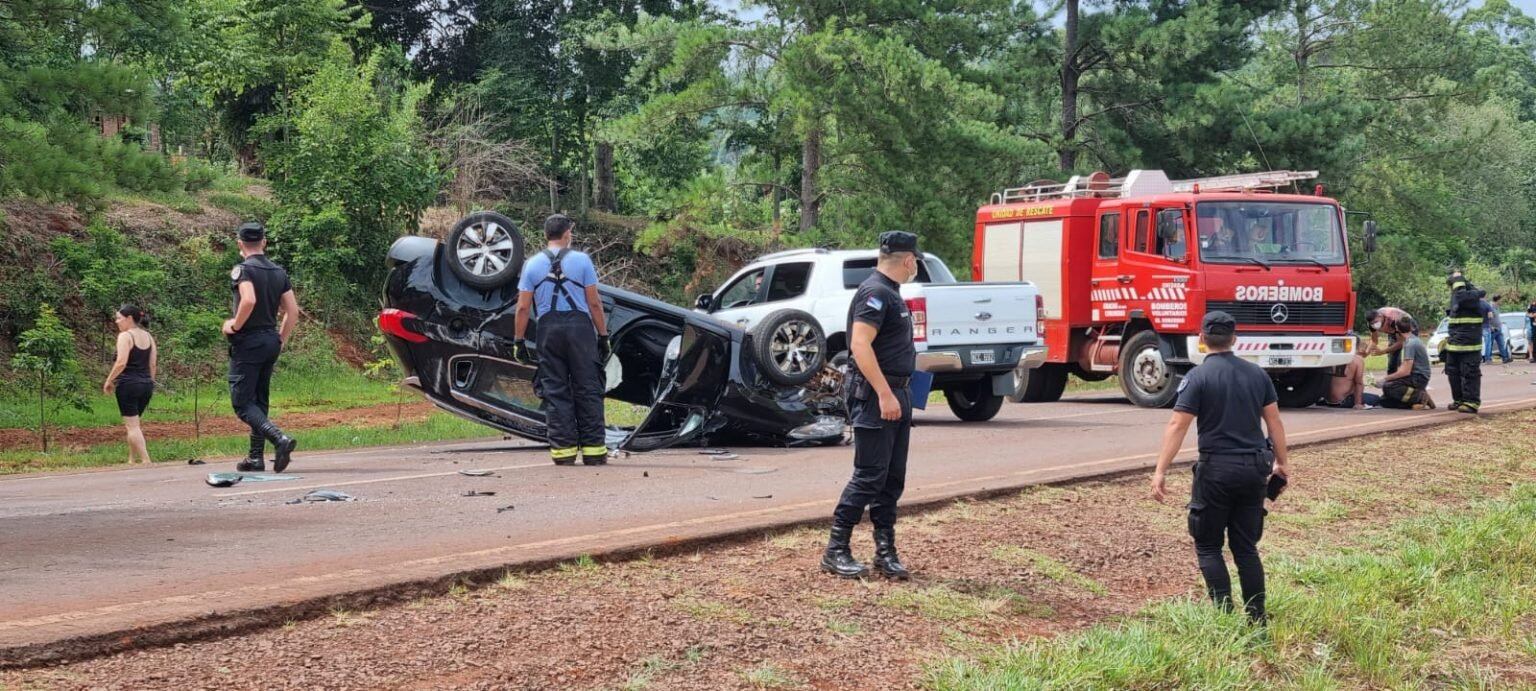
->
<box><xmin>1010</xmin><ymin>363</ymin><xmax>1067</xmax><ymax>403</ymax></box>
<box><xmin>446</xmin><ymin>211</ymin><xmax>524</xmax><ymax>290</ymax></box>
<box><xmin>750</xmin><ymin>309</ymin><xmax>827</xmax><ymax>387</ymax></box>
<box><xmin>1274</xmin><ymin>369</ymin><xmax>1330</xmax><ymax>408</ymax></box>
<box><xmin>945</xmin><ymin>382</ymin><xmax>1005</xmax><ymax>422</ymax></box>
<box><xmin>1118</xmin><ymin>330</ymin><xmax>1181</xmax><ymax>408</ymax></box>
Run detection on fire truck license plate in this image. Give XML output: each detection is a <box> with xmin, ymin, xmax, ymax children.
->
<box><xmin>972</xmin><ymin>351</ymin><xmax>996</xmax><ymax>365</ymax></box>
<box><xmin>1265</xmin><ymin>356</ymin><xmax>1293</xmax><ymax>367</ymax></box>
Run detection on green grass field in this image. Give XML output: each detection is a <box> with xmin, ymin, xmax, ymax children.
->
<box><xmin>926</xmin><ymin>484</ymin><xmax>1536</xmax><ymax>689</ymax></box>
<box><xmin>0</xmin><ymin>368</ymin><xmax>407</xmax><ymax>432</ymax></box>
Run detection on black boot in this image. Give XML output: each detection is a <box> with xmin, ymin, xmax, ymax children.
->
<box><xmin>820</xmin><ymin>525</ymin><xmax>868</xmax><ymax>579</ymax></box>
<box><xmin>235</xmin><ymin>456</ymin><xmax>265</xmax><ymax>472</ymax></box>
<box><xmin>872</xmin><ymin>527</ymin><xmax>911</xmax><ymax>580</ymax></box>
<box><xmin>258</xmin><ymin>422</ymin><xmax>298</xmax><ymax>473</ymax></box>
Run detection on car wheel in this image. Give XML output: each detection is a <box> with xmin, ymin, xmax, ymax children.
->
<box><xmin>1008</xmin><ymin>363</ymin><xmax>1067</xmax><ymax>403</ymax></box>
<box><xmin>750</xmin><ymin>309</ymin><xmax>827</xmax><ymax>387</ymax></box>
<box><xmin>1118</xmin><ymin>331</ymin><xmax>1181</xmax><ymax>408</ymax></box>
<box><xmin>945</xmin><ymin>382</ymin><xmax>1005</xmax><ymax>422</ymax></box>
<box><xmin>446</xmin><ymin>211</ymin><xmax>524</xmax><ymax>290</ymax></box>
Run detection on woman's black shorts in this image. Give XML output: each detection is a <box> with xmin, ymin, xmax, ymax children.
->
<box><xmin>115</xmin><ymin>380</ymin><xmax>154</xmax><ymax>417</ymax></box>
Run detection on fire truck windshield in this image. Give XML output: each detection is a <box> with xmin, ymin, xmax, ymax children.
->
<box><xmin>1194</xmin><ymin>201</ymin><xmax>1345</xmax><ymax>267</ymax></box>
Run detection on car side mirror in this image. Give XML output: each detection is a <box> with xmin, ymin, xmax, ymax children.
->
<box><xmin>695</xmin><ymin>294</ymin><xmax>714</xmax><ymax>311</ymax></box>
<box><xmin>1363</xmin><ymin>220</ymin><xmax>1378</xmax><ymax>253</ymax></box>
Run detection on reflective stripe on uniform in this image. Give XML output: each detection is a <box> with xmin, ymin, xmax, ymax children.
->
<box><xmin>1444</xmin><ymin>342</ymin><xmax>1484</xmax><ymax>352</ymax></box>
<box><xmin>1448</xmin><ymin>317</ymin><xmax>1484</xmax><ymax>324</ymax></box>
<box><xmin>550</xmin><ymin>447</ymin><xmax>579</xmax><ymax>459</ymax></box>
<box><xmin>1462</xmin><ymin>401</ymin><xmax>1481</xmax><ymax>409</ymax></box>
<box><xmin>1400</xmin><ymin>386</ymin><xmax>1416</xmax><ymax>403</ymax></box>
<box><xmin>580</xmin><ymin>445</ymin><xmax>608</xmax><ymax>457</ymax></box>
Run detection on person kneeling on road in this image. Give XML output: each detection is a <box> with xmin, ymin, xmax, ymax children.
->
<box><xmin>1151</xmin><ymin>311</ymin><xmax>1290</xmax><ymax>624</ymax></box>
<box><xmin>1379</xmin><ymin>316</ymin><xmax>1435</xmax><ymax>410</ymax></box>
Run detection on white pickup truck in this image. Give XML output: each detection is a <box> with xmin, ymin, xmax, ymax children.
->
<box><xmin>694</xmin><ymin>248</ymin><xmax>1047</xmax><ymax>421</ymax></box>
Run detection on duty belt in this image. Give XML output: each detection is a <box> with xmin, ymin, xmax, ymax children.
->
<box><xmin>1197</xmin><ymin>451</ymin><xmax>1265</xmax><ymax>462</ymax></box>
<box><xmin>886</xmin><ymin>375</ymin><xmax>912</xmax><ymax>388</ymax></box>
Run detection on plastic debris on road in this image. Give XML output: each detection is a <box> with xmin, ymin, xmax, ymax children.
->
<box><xmin>698</xmin><ymin>448</ymin><xmax>728</xmax><ymax>455</ymax></box>
<box><xmin>300</xmin><ymin>489</ymin><xmax>355</xmax><ymax>502</ymax></box>
<box><xmin>187</xmin><ymin>459</ymin><xmax>206</xmax><ymax>465</ymax></box>
<box><xmin>457</xmin><ymin>469</ymin><xmax>495</xmax><ymax>477</ymax></box>
<box><xmin>788</xmin><ymin>415</ymin><xmax>846</xmax><ymax>442</ymax></box>
<box><xmin>497</xmin><ymin>505</ymin><xmax>516</xmax><ymax>513</ymax></box>
<box><xmin>462</xmin><ymin>490</ymin><xmax>497</xmax><ymax>497</ymax></box>
<box><xmin>708</xmin><ymin>453</ymin><xmax>740</xmax><ymax>461</ymax></box>
<box><xmin>206</xmin><ymin>472</ymin><xmax>299</xmax><ymax>487</ymax></box>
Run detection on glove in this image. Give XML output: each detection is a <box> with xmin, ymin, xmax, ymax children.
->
<box><xmin>513</xmin><ymin>339</ymin><xmax>532</xmax><ymax>365</ymax></box>
<box><xmin>598</xmin><ymin>334</ymin><xmax>612</xmax><ymax>363</ymax></box>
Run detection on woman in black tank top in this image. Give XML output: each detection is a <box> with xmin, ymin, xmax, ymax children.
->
<box><xmin>105</xmin><ymin>304</ymin><xmax>157</xmax><ymax>464</ymax></box>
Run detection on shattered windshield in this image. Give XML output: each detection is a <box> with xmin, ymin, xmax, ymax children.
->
<box><xmin>1195</xmin><ymin>201</ymin><xmax>1345</xmax><ymax>266</ymax></box>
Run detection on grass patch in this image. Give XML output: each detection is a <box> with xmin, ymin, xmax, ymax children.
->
<box><xmin>989</xmin><ymin>545</ymin><xmax>1108</xmax><ymax>596</ymax></box>
<box><xmin>926</xmin><ymin>484</ymin><xmax>1536</xmax><ymax>689</ymax></box>
<box><xmin>740</xmin><ymin>661</ymin><xmax>803</xmax><ymax>688</ymax></box>
<box><xmin>556</xmin><ymin>554</ymin><xmax>602</xmax><ymax>578</ymax></box>
<box><xmin>0</xmin><ymin>411</ymin><xmax>491</xmax><ymax>473</ymax></box>
<box><xmin>674</xmin><ymin>595</ymin><xmax>754</xmax><ymax>625</ymax></box>
<box><xmin>825</xmin><ymin>618</ymin><xmax>862</xmax><ymax>636</ymax></box>
<box><xmin>880</xmin><ymin>584</ymin><xmax>1024</xmax><ymax>622</ymax></box>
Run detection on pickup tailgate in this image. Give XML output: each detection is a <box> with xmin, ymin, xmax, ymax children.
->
<box><xmin>908</xmin><ymin>282</ymin><xmax>1038</xmax><ymax>347</ymax></box>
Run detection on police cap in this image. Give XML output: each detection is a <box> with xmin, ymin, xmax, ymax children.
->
<box><xmin>237</xmin><ymin>222</ymin><xmax>266</xmax><ymax>243</ymax></box>
<box><xmin>1201</xmin><ymin>310</ymin><xmax>1237</xmax><ymax>336</ymax></box>
<box><xmin>879</xmin><ymin>231</ymin><xmax>919</xmax><ymax>255</ymax></box>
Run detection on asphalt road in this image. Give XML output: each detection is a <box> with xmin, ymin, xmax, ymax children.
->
<box><xmin>3</xmin><ymin>363</ymin><xmax>1534</xmax><ymax>662</ymax></box>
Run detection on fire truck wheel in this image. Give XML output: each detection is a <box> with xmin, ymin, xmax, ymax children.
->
<box><xmin>944</xmin><ymin>381</ymin><xmax>1006</xmax><ymax>421</ymax></box>
<box><xmin>1118</xmin><ymin>330</ymin><xmax>1182</xmax><ymax>408</ymax></box>
<box><xmin>1009</xmin><ymin>364</ymin><xmax>1067</xmax><ymax>403</ymax></box>
<box><xmin>1274</xmin><ymin>370</ymin><xmax>1330</xmax><ymax>408</ymax></box>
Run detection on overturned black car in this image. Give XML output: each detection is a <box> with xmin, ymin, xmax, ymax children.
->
<box><xmin>377</xmin><ymin>212</ymin><xmax>848</xmax><ymax>451</ymax></box>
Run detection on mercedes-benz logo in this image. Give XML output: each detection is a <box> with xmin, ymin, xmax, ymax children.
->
<box><xmin>975</xmin><ymin>312</ymin><xmax>993</xmax><ymax>321</ymax></box>
<box><xmin>1270</xmin><ymin>303</ymin><xmax>1289</xmax><ymax>324</ymax></box>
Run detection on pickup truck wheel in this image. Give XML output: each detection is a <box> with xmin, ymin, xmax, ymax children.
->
<box><xmin>446</xmin><ymin>211</ymin><xmax>524</xmax><ymax>290</ymax></box>
<box><xmin>1274</xmin><ymin>370</ymin><xmax>1330</xmax><ymax>408</ymax></box>
<box><xmin>1118</xmin><ymin>331</ymin><xmax>1181</xmax><ymax>408</ymax></box>
<box><xmin>750</xmin><ymin>309</ymin><xmax>826</xmax><ymax>387</ymax></box>
<box><xmin>1009</xmin><ymin>364</ymin><xmax>1067</xmax><ymax>403</ymax></box>
<box><xmin>945</xmin><ymin>382</ymin><xmax>1005</xmax><ymax>422</ymax></box>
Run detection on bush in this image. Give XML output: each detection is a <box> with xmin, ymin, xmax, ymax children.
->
<box><xmin>181</xmin><ymin>157</ymin><xmax>219</xmax><ymax>192</ymax></box>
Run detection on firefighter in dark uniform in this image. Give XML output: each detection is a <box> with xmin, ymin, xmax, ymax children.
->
<box><xmin>1151</xmin><ymin>311</ymin><xmax>1290</xmax><ymax>623</ymax></box>
<box><xmin>822</xmin><ymin>231</ymin><xmax>921</xmax><ymax>580</ymax></box>
<box><xmin>1443</xmin><ymin>270</ymin><xmax>1486</xmax><ymax>414</ymax></box>
<box><xmin>513</xmin><ymin>214</ymin><xmax>611</xmax><ymax>465</ymax></box>
<box><xmin>223</xmin><ymin>222</ymin><xmax>300</xmax><ymax>473</ymax></box>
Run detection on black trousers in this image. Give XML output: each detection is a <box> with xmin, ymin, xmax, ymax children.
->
<box><xmin>228</xmin><ymin>329</ymin><xmax>281</xmax><ymax>454</ymax></box>
<box><xmin>833</xmin><ymin>385</ymin><xmax>912</xmax><ymax>530</ymax></box>
<box><xmin>1443</xmin><ymin>349</ymin><xmax>1482</xmax><ymax>407</ymax></box>
<box><xmin>534</xmin><ymin>311</ymin><xmax>606</xmax><ymax>452</ymax></box>
<box><xmin>1379</xmin><ymin>377</ymin><xmax>1429</xmax><ymax>409</ymax></box>
<box><xmin>1188</xmin><ymin>452</ymin><xmax>1271</xmax><ymax>620</ymax></box>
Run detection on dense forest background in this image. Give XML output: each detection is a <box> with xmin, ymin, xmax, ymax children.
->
<box><xmin>2</xmin><ymin>0</ymin><xmax>1535</xmax><ymax>392</ymax></box>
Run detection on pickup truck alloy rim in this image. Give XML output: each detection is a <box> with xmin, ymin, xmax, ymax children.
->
<box><xmin>1132</xmin><ymin>346</ymin><xmax>1168</xmax><ymax>392</ymax></box>
<box><xmin>455</xmin><ymin>220</ymin><xmax>516</xmax><ymax>277</ymax></box>
<box><xmin>771</xmin><ymin>319</ymin><xmax>821</xmax><ymax>374</ymax></box>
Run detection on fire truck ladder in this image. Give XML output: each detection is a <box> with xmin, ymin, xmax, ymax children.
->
<box><xmin>992</xmin><ymin>170</ymin><xmax>1319</xmax><ymax>204</ymax></box>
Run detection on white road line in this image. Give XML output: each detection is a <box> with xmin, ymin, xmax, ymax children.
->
<box><xmin>214</xmin><ymin>462</ymin><xmax>552</xmax><ymax>497</ymax></box>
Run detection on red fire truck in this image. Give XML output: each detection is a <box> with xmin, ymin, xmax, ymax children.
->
<box><xmin>971</xmin><ymin>169</ymin><xmax>1376</xmax><ymax>408</ymax></box>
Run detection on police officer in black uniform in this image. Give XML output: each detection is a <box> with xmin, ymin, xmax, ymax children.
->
<box><xmin>1150</xmin><ymin>311</ymin><xmax>1290</xmax><ymax>623</ymax></box>
<box><xmin>223</xmin><ymin>222</ymin><xmax>300</xmax><ymax>472</ymax></box>
<box><xmin>822</xmin><ymin>231</ymin><xmax>921</xmax><ymax>580</ymax></box>
<box><xmin>1443</xmin><ymin>270</ymin><xmax>1486</xmax><ymax>414</ymax></box>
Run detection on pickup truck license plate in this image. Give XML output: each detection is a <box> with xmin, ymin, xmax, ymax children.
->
<box><xmin>1264</xmin><ymin>356</ymin><xmax>1292</xmax><ymax>367</ymax></box>
<box><xmin>972</xmin><ymin>350</ymin><xmax>996</xmax><ymax>365</ymax></box>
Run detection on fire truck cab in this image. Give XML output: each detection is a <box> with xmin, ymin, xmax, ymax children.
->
<box><xmin>972</xmin><ymin>169</ymin><xmax>1371</xmax><ymax>408</ymax></box>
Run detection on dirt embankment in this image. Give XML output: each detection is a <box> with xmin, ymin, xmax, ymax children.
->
<box><xmin>9</xmin><ymin>410</ymin><xmax>1534</xmax><ymax>690</ymax></box>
